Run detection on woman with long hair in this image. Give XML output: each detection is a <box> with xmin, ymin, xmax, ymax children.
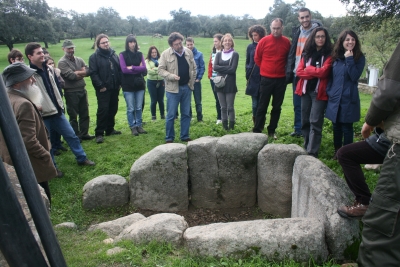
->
<box><xmin>119</xmin><ymin>34</ymin><xmax>147</xmax><ymax>136</ymax></box>
<box><xmin>145</xmin><ymin>46</ymin><xmax>165</xmax><ymax>121</ymax></box>
<box><xmin>207</xmin><ymin>33</ymin><xmax>223</xmax><ymax>124</ymax></box>
<box><xmin>326</xmin><ymin>30</ymin><xmax>365</xmax><ymax>158</ymax></box>
<box><xmin>245</xmin><ymin>25</ymin><xmax>267</xmax><ymax>125</ymax></box>
<box><xmin>213</xmin><ymin>33</ymin><xmax>239</xmax><ymax>130</ymax></box>
<box><xmin>295</xmin><ymin>27</ymin><xmax>332</xmax><ymax>158</ymax></box>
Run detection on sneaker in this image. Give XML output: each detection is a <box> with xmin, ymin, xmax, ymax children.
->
<box><xmin>216</xmin><ymin>120</ymin><xmax>222</xmax><ymax>124</ymax></box>
<box><xmin>268</xmin><ymin>133</ymin><xmax>278</xmax><ymax>140</ymax></box>
<box><xmin>131</xmin><ymin>127</ymin><xmax>139</xmax><ymax>136</ymax></box>
<box><xmin>152</xmin><ymin>116</ymin><xmax>156</xmax><ymax>121</ymax></box>
<box><xmin>105</xmin><ymin>130</ymin><xmax>122</xmax><ymax>136</ymax></box>
<box><xmin>96</xmin><ymin>136</ymin><xmax>104</xmax><ymax>143</ymax></box>
<box><xmin>78</xmin><ymin>159</ymin><xmax>96</xmax><ymax>166</ymax></box>
<box><xmin>56</xmin><ymin>169</ymin><xmax>64</xmax><ymax>178</ymax></box>
<box><xmin>337</xmin><ymin>202</ymin><xmax>368</xmax><ymax>219</ymax></box>
<box><xmin>365</xmin><ymin>164</ymin><xmax>381</xmax><ymax>170</ymax></box>
<box><xmin>137</xmin><ymin>126</ymin><xmax>147</xmax><ymax>134</ymax></box>
<box><xmin>80</xmin><ymin>134</ymin><xmax>95</xmax><ymax>140</ymax></box>
<box><xmin>289</xmin><ymin>132</ymin><xmax>302</xmax><ymax>137</ymax></box>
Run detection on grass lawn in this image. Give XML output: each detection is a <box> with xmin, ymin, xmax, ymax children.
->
<box><xmin>0</xmin><ymin>36</ymin><xmax>377</xmax><ymax>266</ymax></box>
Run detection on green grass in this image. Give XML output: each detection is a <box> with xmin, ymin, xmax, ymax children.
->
<box><xmin>1</xmin><ymin>36</ymin><xmax>376</xmax><ymax>266</ymax></box>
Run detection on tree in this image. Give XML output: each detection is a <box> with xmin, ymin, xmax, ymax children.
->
<box><xmin>169</xmin><ymin>8</ymin><xmax>197</xmax><ymax>38</ymax></box>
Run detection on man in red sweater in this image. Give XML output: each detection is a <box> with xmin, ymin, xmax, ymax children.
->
<box><xmin>253</xmin><ymin>18</ymin><xmax>290</xmax><ymax>139</ymax></box>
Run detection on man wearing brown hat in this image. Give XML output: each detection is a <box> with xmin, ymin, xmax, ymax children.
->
<box><xmin>0</xmin><ymin>62</ymin><xmax>58</xmax><ymax>202</ymax></box>
<box><xmin>58</xmin><ymin>39</ymin><xmax>94</xmax><ymax>140</ymax></box>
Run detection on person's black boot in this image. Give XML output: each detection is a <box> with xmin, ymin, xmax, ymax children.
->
<box><xmin>229</xmin><ymin>120</ymin><xmax>235</xmax><ymax>130</ymax></box>
<box><xmin>222</xmin><ymin>120</ymin><xmax>228</xmax><ymax>130</ymax></box>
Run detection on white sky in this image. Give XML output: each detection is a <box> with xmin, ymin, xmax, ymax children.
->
<box><xmin>46</xmin><ymin>0</ymin><xmax>349</xmax><ymax>21</ymax></box>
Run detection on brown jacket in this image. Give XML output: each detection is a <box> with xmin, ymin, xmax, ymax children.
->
<box><xmin>0</xmin><ymin>90</ymin><xmax>57</xmax><ymax>183</ymax></box>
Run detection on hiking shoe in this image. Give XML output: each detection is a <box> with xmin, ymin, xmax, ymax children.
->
<box><xmin>78</xmin><ymin>159</ymin><xmax>96</xmax><ymax>166</ymax></box>
<box><xmin>96</xmin><ymin>136</ymin><xmax>104</xmax><ymax>143</ymax></box>
<box><xmin>131</xmin><ymin>127</ymin><xmax>139</xmax><ymax>136</ymax></box>
<box><xmin>268</xmin><ymin>133</ymin><xmax>278</xmax><ymax>140</ymax></box>
<box><xmin>337</xmin><ymin>203</ymin><xmax>368</xmax><ymax>219</ymax></box>
<box><xmin>152</xmin><ymin>116</ymin><xmax>156</xmax><ymax>121</ymax></box>
<box><xmin>365</xmin><ymin>164</ymin><xmax>381</xmax><ymax>170</ymax></box>
<box><xmin>290</xmin><ymin>132</ymin><xmax>302</xmax><ymax>137</ymax></box>
<box><xmin>105</xmin><ymin>130</ymin><xmax>122</xmax><ymax>136</ymax></box>
<box><xmin>216</xmin><ymin>120</ymin><xmax>222</xmax><ymax>124</ymax></box>
<box><xmin>137</xmin><ymin>126</ymin><xmax>147</xmax><ymax>134</ymax></box>
<box><xmin>80</xmin><ymin>134</ymin><xmax>95</xmax><ymax>140</ymax></box>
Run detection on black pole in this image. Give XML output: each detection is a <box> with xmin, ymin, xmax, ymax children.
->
<box><xmin>0</xmin><ymin>76</ymin><xmax>67</xmax><ymax>267</ymax></box>
<box><xmin>0</xmin><ymin>161</ymin><xmax>49</xmax><ymax>267</ymax></box>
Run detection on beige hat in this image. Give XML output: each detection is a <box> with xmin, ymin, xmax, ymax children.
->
<box><xmin>62</xmin><ymin>39</ymin><xmax>76</xmax><ymax>48</ymax></box>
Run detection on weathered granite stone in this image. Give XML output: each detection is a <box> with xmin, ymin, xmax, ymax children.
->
<box><xmin>88</xmin><ymin>213</ymin><xmax>146</xmax><ymax>237</ymax></box>
<box><xmin>106</xmin><ymin>247</ymin><xmax>126</xmax><ymax>256</ymax></box>
<box><xmin>258</xmin><ymin>144</ymin><xmax>306</xmax><ymax>217</ymax></box>
<box><xmin>54</xmin><ymin>222</ymin><xmax>77</xmax><ymax>229</ymax></box>
<box><xmin>82</xmin><ymin>175</ymin><xmax>129</xmax><ymax>210</ymax></box>
<box><xmin>212</xmin><ymin>133</ymin><xmax>268</xmax><ymax>208</ymax></box>
<box><xmin>115</xmin><ymin>213</ymin><xmax>188</xmax><ymax>246</ymax></box>
<box><xmin>292</xmin><ymin>156</ymin><xmax>360</xmax><ymax>260</ymax></box>
<box><xmin>183</xmin><ymin>218</ymin><xmax>328</xmax><ymax>263</ymax></box>
<box><xmin>130</xmin><ymin>144</ymin><xmax>189</xmax><ymax>211</ymax></box>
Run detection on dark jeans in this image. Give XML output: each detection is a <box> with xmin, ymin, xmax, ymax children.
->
<box><xmin>64</xmin><ymin>90</ymin><xmax>90</xmax><ymax>137</ymax></box>
<box><xmin>95</xmin><ymin>88</ymin><xmax>120</xmax><ymax>136</ymax></box>
<box><xmin>190</xmin><ymin>81</ymin><xmax>203</xmax><ymax>121</ymax></box>
<box><xmin>333</xmin><ymin>122</ymin><xmax>354</xmax><ymax>148</ymax></box>
<box><xmin>358</xmin><ymin>143</ymin><xmax>400</xmax><ymax>267</ymax></box>
<box><xmin>293</xmin><ymin>76</ymin><xmax>301</xmax><ymax>134</ymax></box>
<box><xmin>210</xmin><ymin>79</ymin><xmax>221</xmax><ymax>120</ymax></box>
<box><xmin>253</xmin><ymin>76</ymin><xmax>286</xmax><ymax>134</ymax></box>
<box><xmin>337</xmin><ymin>141</ymin><xmax>385</xmax><ymax>205</ymax></box>
<box><xmin>147</xmin><ymin>79</ymin><xmax>165</xmax><ymax>117</ymax></box>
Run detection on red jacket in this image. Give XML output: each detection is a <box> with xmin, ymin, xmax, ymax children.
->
<box><xmin>207</xmin><ymin>54</ymin><xmax>213</xmax><ymax>79</ymax></box>
<box><xmin>254</xmin><ymin>34</ymin><xmax>290</xmax><ymax>78</ymax></box>
<box><xmin>295</xmin><ymin>55</ymin><xmax>332</xmax><ymax>100</ymax></box>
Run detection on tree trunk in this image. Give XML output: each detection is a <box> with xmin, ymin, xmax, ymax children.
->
<box><xmin>44</xmin><ymin>41</ymin><xmax>49</xmax><ymax>49</ymax></box>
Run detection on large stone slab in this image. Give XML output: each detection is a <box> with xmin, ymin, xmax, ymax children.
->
<box><xmin>82</xmin><ymin>175</ymin><xmax>129</xmax><ymax>210</ymax></box>
<box><xmin>130</xmin><ymin>144</ymin><xmax>189</xmax><ymax>211</ymax></box>
<box><xmin>88</xmin><ymin>213</ymin><xmax>146</xmax><ymax>238</ymax></box>
<box><xmin>292</xmin><ymin>156</ymin><xmax>360</xmax><ymax>260</ymax></box>
<box><xmin>258</xmin><ymin>144</ymin><xmax>306</xmax><ymax>217</ymax></box>
<box><xmin>184</xmin><ymin>218</ymin><xmax>328</xmax><ymax>263</ymax></box>
<box><xmin>115</xmin><ymin>213</ymin><xmax>188</xmax><ymax>246</ymax></box>
<box><xmin>212</xmin><ymin>133</ymin><xmax>268</xmax><ymax>208</ymax></box>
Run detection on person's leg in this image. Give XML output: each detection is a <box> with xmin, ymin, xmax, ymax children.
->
<box><xmin>165</xmin><ymin>91</ymin><xmax>179</xmax><ymax>142</ymax></box>
<box><xmin>147</xmin><ymin>80</ymin><xmax>157</xmax><ymax>118</ymax></box>
<box><xmin>307</xmin><ymin>94</ymin><xmax>327</xmax><ymax>158</ymax></box>
<box><xmin>135</xmin><ymin>90</ymin><xmax>145</xmax><ymax>128</ymax></box>
<box><xmin>301</xmin><ymin>92</ymin><xmax>312</xmax><ymax>151</ymax></box>
<box><xmin>337</xmin><ymin>142</ymin><xmax>384</xmax><ymax>204</ymax></box>
<box><xmin>358</xmin><ymin>144</ymin><xmax>400</xmax><ymax>266</ymax></box>
<box><xmin>43</xmin><ymin>119</ymin><xmax>58</xmax><ymax>168</ymax></box>
<box><xmin>95</xmin><ymin>90</ymin><xmax>110</xmax><ymax>137</ymax></box>
<box><xmin>52</xmin><ymin>114</ymin><xmax>87</xmax><ymax>163</ymax></box>
<box><xmin>78</xmin><ymin>90</ymin><xmax>90</xmax><ymax>136</ymax></box>
<box><xmin>210</xmin><ymin>79</ymin><xmax>221</xmax><ymax>121</ymax></box>
<box><xmin>123</xmin><ymin>91</ymin><xmax>135</xmax><ymax>129</ymax></box>
<box><xmin>225</xmin><ymin>92</ymin><xmax>236</xmax><ymax>129</ymax></box>
<box><xmin>64</xmin><ymin>91</ymin><xmax>79</xmax><ymax>136</ymax></box>
<box><xmin>254</xmin><ymin>76</ymin><xmax>273</xmax><ymax>133</ymax></box>
<box><xmin>106</xmin><ymin>89</ymin><xmax>120</xmax><ymax>134</ymax></box>
<box><xmin>332</xmin><ymin>122</ymin><xmax>343</xmax><ymax>148</ymax></box>
<box><xmin>180</xmin><ymin>85</ymin><xmax>192</xmax><ymax>140</ymax></box>
<box><xmin>267</xmin><ymin>78</ymin><xmax>286</xmax><ymax>135</ymax></box>
<box><xmin>292</xmin><ymin>76</ymin><xmax>302</xmax><ymax>135</ymax></box>
<box><xmin>157</xmin><ymin>81</ymin><xmax>165</xmax><ymax>118</ymax></box>
<box><xmin>251</xmin><ymin>95</ymin><xmax>259</xmax><ymax>118</ymax></box>
<box><xmin>217</xmin><ymin>92</ymin><xmax>228</xmax><ymax>130</ymax></box>
<box><xmin>193</xmin><ymin>81</ymin><xmax>203</xmax><ymax>121</ymax></box>
<box><xmin>342</xmin><ymin>122</ymin><xmax>354</xmax><ymax>146</ymax></box>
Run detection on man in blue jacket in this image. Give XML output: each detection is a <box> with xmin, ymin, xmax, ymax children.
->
<box><xmin>186</xmin><ymin>37</ymin><xmax>205</xmax><ymax>122</ymax></box>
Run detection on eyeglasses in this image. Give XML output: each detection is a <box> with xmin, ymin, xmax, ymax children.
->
<box><xmin>100</xmin><ymin>41</ymin><xmax>109</xmax><ymax>45</ymax></box>
<box><xmin>299</xmin><ymin>15</ymin><xmax>310</xmax><ymax>20</ymax></box>
<box><xmin>315</xmin><ymin>35</ymin><xmax>326</xmax><ymax>39</ymax></box>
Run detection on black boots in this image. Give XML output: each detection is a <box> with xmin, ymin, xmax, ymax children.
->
<box><xmin>222</xmin><ymin>120</ymin><xmax>228</xmax><ymax>130</ymax></box>
<box><xmin>229</xmin><ymin>121</ymin><xmax>235</xmax><ymax>130</ymax></box>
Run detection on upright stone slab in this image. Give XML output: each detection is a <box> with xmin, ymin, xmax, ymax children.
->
<box><xmin>82</xmin><ymin>175</ymin><xmax>129</xmax><ymax>210</ymax></box>
<box><xmin>187</xmin><ymin>136</ymin><xmax>219</xmax><ymax>208</ymax></box>
<box><xmin>258</xmin><ymin>144</ymin><xmax>306</xmax><ymax>217</ymax></box>
<box><xmin>130</xmin><ymin>144</ymin><xmax>189</xmax><ymax>211</ymax></box>
<box><xmin>292</xmin><ymin>156</ymin><xmax>360</xmax><ymax>260</ymax></box>
<box><xmin>184</xmin><ymin>218</ymin><xmax>328</xmax><ymax>263</ymax></box>
<box><xmin>214</xmin><ymin>133</ymin><xmax>268</xmax><ymax>208</ymax></box>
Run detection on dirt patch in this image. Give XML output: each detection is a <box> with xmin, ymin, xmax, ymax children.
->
<box><xmin>135</xmin><ymin>205</ymin><xmax>277</xmax><ymax>227</ymax></box>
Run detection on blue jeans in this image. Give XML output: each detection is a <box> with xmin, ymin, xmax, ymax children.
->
<box><xmin>147</xmin><ymin>80</ymin><xmax>165</xmax><ymax>117</ymax></box>
<box><xmin>293</xmin><ymin>76</ymin><xmax>301</xmax><ymax>133</ymax></box>
<box><xmin>44</xmin><ymin>113</ymin><xmax>87</xmax><ymax>164</ymax></box>
<box><xmin>191</xmin><ymin>81</ymin><xmax>203</xmax><ymax>121</ymax></box>
<box><xmin>123</xmin><ymin>90</ymin><xmax>144</xmax><ymax>128</ymax></box>
<box><xmin>332</xmin><ymin>122</ymin><xmax>354</xmax><ymax>148</ymax></box>
<box><xmin>165</xmin><ymin>85</ymin><xmax>192</xmax><ymax>141</ymax></box>
<box><xmin>301</xmin><ymin>90</ymin><xmax>327</xmax><ymax>158</ymax></box>
<box><xmin>210</xmin><ymin>79</ymin><xmax>221</xmax><ymax>120</ymax></box>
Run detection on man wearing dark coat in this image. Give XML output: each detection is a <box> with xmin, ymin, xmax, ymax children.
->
<box><xmin>0</xmin><ymin>62</ymin><xmax>57</xmax><ymax>202</ymax></box>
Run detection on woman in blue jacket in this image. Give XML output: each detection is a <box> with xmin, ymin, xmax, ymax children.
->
<box><xmin>326</xmin><ymin>30</ymin><xmax>365</xmax><ymax>159</ymax></box>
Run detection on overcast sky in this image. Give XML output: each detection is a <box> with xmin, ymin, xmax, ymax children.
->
<box><xmin>46</xmin><ymin>0</ymin><xmax>349</xmax><ymax>21</ymax></box>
